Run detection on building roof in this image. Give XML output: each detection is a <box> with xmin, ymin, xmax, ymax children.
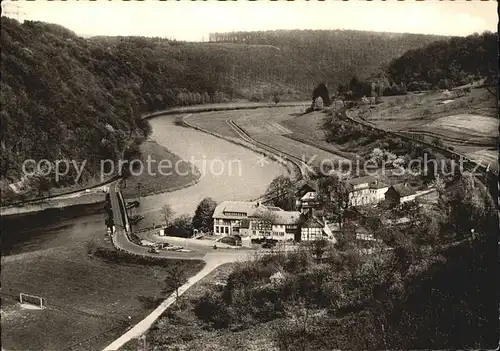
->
<box><xmin>213</xmin><ymin>201</ymin><xmax>261</xmax><ymax>219</ymax></box>
<box><xmin>391</xmin><ymin>184</ymin><xmax>417</xmax><ymax>197</ymax></box>
<box><xmin>345</xmin><ymin>176</ymin><xmax>388</xmax><ymax>190</ymax></box>
<box><xmin>274</xmin><ymin>211</ymin><xmax>301</xmax><ymax>225</ymax></box>
<box><xmin>301</xmin><ymin>216</ymin><xmax>325</xmax><ymax>228</ymax></box>
<box><xmin>294</xmin><ymin>179</ymin><xmax>318</xmax><ymax>195</ymax></box>
<box><xmin>370</xmin><ymin>181</ymin><xmax>389</xmax><ymax>189</ymax></box>
<box><xmin>300</xmin><ymin>191</ymin><xmax>317</xmax><ymax>201</ymax></box>
<box><xmin>213</xmin><ymin>200</ymin><xmax>299</xmax><ymax>224</ymax></box>
<box><xmin>345</xmin><ymin>176</ymin><xmax>377</xmax><ymax>186</ymax></box>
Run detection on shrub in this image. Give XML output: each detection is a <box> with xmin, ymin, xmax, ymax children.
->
<box><xmin>314</xmin><ymin>96</ymin><xmax>324</xmax><ymax>110</ymax></box>
<box><xmin>422</xmin><ymin>109</ymin><xmax>432</xmax><ymax>116</ymax></box>
<box><xmin>194</xmin><ymin>292</ymin><xmax>233</xmax><ymax>329</ymax></box>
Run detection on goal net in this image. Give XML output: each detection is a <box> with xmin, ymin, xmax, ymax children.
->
<box><xmin>19</xmin><ymin>293</ymin><xmax>46</xmax><ymax>308</ymax></box>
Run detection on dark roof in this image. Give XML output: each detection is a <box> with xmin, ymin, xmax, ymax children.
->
<box><xmin>294</xmin><ymin>179</ymin><xmax>318</xmax><ymax>195</ymax></box>
<box><xmin>301</xmin><ymin>216</ymin><xmax>325</xmax><ymax>228</ymax></box>
<box><xmin>391</xmin><ymin>184</ymin><xmax>417</xmax><ymax>197</ymax></box>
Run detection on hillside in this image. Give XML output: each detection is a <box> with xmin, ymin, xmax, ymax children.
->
<box><xmin>386</xmin><ymin>31</ymin><xmax>497</xmax><ymax>90</ymax></box>
<box><xmin>1</xmin><ymin>19</ymin><xmax>445</xmax><ymax>200</ymax></box>
<box><xmin>206</xmin><ymin>29</ymin><xmax>447</xmax><ymax>94</ymax></box>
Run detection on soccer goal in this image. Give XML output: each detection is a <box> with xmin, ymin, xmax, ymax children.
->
<box><xmin>19</xmin><ymin>293</ymin><xmax>46</xmax><ymax>309</ymax></box>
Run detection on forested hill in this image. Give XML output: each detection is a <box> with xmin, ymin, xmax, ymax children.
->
<box><xmin>386</xmin><ymin>31</ymin><xmax>497</xmax><ymax>90</ymax></box>
<box><xmin>1</xmin><ymin>18</ymin><xmax>444</xmax><ymax>197</ymax></box>
<box><xmin>205</xmin><ymin>29</ymin><xmax>446</xmax><ymax>92</ymax></box>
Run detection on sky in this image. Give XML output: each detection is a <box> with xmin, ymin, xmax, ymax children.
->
<box><xmin>2</xmin><ymin>0</ymin><xmax>497</xmax><ymax>41</ymax></box>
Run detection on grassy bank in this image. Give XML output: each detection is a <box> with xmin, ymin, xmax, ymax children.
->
<box><xmin>1</xmin><ymin>238</ymin><xmax>204</xmax><ymax>350</ymax></box>
<box><xmin>120</xmin><ymin>140</ymin><xmax>201</xmax><ymax>199</ymax></box>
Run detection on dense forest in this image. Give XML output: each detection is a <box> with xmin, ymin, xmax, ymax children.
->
<box><xmin>206</xmin><ymin>29</ymin><xmax>446</xmax><ymax>93</ymax></box>
<box><xmin>332</xmin><ymin>31</ymin><xmax>497</xmax><ymax>98</ymax></box>
<box><xmin>385</xmin><ymin>31</ymin><xmax>497</xmax><ymax>91</ymax></box>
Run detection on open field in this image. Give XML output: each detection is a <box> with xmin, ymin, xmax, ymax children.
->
<box><xmin>408</xmin><ymin>114</ymin><xmax>498</xmax><ymax>145</ymax></box>
<box><xmin>356</xmin><ymin>88</ymin><xmax>495</xmax><ymax>129</ymax></box>
<box><xmin>186</xmin><ymin>107</ymin><xmax>349</xmax><ymax>168</ymax></box>
<box><xmin>348</xmin><ymin>88</ymin><xmax>496</xmax><ymax>144</ymax></box>
<box><xmin>1</xmin><ymin>241</ymin><xmax>204</xmax><ymax>350</ymax></box>
<box><xmin>346</xmin><ymin>87</ymin><xmax>498</xmax><ymax>171</ymax></box>
<box><xmin>120</xmin><ymin>140</ymin><xmax>201</xmax><ymax>199</ymax></box>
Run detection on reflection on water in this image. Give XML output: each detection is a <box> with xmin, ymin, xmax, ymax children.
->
<box><xmin>1</xmin><ymin>203</ymin><xmax>106</xmax><ymax>256</ymax></box>
<box><xmin>2</xmin><ymin>115</ymin><xmax>287</xmax><ymax>255</ymax></box>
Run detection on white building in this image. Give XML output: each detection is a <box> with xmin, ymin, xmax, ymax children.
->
<box><xmin>345</xmin><ymin>176</ymin><xmax>389</xmax><ymax>207</ymax></box>
<box><xmin>212</xmin><ymin>201</ymin><xmax>301</xmax><ymax>241</ymax></box>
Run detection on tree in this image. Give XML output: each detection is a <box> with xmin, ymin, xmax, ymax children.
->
<box><xmin>444</xmin><ymin>175</ymin><xmax>495</xmax><ymax>237</ymax></box>
<box><xmin>36</xmin><ymin>175</ymin><xmax>52</xmax><ymax>197</ymax></box>
<box><xmin>313</xmin><ymin>96</ymin><xmax>324</xmax><ymax>110</ymax></box>
<box><xmin>192</xmin><ymin>197</ymin><xmax>217</xmax><ymax>233</ymax></box>
<box><xmin>272</xmin><ymin>92</ymin><xmax>280</xmax><ymax>104</ymax></box>
<box><xmin>336</xmin><ymin>221</ymin><xmax>356</xmax><ymax>251</ymax></box>
<box><xmin>159</xmin><ymin>204</ymin><xmax>175</xmax><ymax>227</ymax></box>
<box><xmin>312</xmin><ymin>83</ymin><xmax>330</xmax><ymax>107</ymax></box>
<box><xmin>169</xmin><ymin>214</ymin><xmax>194</xmax><ymax>237</ymax></box>
<box><xmin>317</xmin><ymin>174</ymin><xmax>350</xmax><ymax>231</ymax></box>
<box><xmin>308</xmin><ymin>239</ymin><xmax>329</xmax><ymax>262</ymax></box>
<box><xmin>265</xmin><ymin>175</ymin><xmax>296</xmax><ymax>210</ymax></box>
<box><xmin>164</xmin><ymin>264</ymin><xmax>187</xmax><ymax>302</ymax></box>
<box><xmin>173</xmin><ymin>214</ymin><xmax>193</xmax><ymax>231</ymax></box>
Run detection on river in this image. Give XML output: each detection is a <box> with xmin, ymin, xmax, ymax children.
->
<box><xmin>2</xmin><ymin>114</ymin><xmax>287</xmax><ymax>255</ymax></box>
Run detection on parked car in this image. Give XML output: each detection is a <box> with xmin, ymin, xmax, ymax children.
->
<box><xmin>148</xmin><ymin>247</ymin><xmax>160</xmax><ymax>254</ymax></box>
<box><xmin>262</xmin><ymin>241</ymin><xmax>276</xmax><ymax>249</ymax></box>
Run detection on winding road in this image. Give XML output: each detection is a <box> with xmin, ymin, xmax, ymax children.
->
<box><xmin>104</xmin><ymin>181</ymin><xmax>252</xmax><ymax>350</ymax></box>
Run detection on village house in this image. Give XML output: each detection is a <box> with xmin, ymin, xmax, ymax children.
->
<box><xmin>384</xmin><ymin>183</ymin><xmax>418</xmax><ymax>206</ymax></box>
<box><xmin>300</xmin><ymin>215</ymin><xmax>335</xmax><ymax>242</ymax></box>
<box><xmin>212</xmin><ymin>201</ymin><xmax>301</xmax><ymax>241</ymax></box>
<box><xmin>295</xmin><ymin>180</ymin><xmax>321</xmax><ymax>216</ymax></box>
<box><xmin>345</xmin><ymin>176</ymin><xmax>389</xmax><ymax>207</ymax></box>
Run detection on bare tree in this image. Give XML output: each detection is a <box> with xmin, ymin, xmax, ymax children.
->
<box><xmin>159</xmin><ymin>204</ymin><xmax>175</xmax><ymax>227</ymax></box>
<box><xmin>164</xmin><ymin>264</ymin><xmax>187</xmax><ymax>302</ymax></box>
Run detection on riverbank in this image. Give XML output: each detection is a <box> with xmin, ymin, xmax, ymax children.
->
<box><xmin>182</xmin><ymin>114</ymin><xmax>300</xmax><ymax>181</ymax></box>
<box><xmin>0</xmin><ymin>188</ymin><xmax>107</xmax><ymax>217</ymax></box>
<box><xmin>120</xmin><ymin>140</ymin><xmax>201</xmax><ymax>199</ymax></box>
